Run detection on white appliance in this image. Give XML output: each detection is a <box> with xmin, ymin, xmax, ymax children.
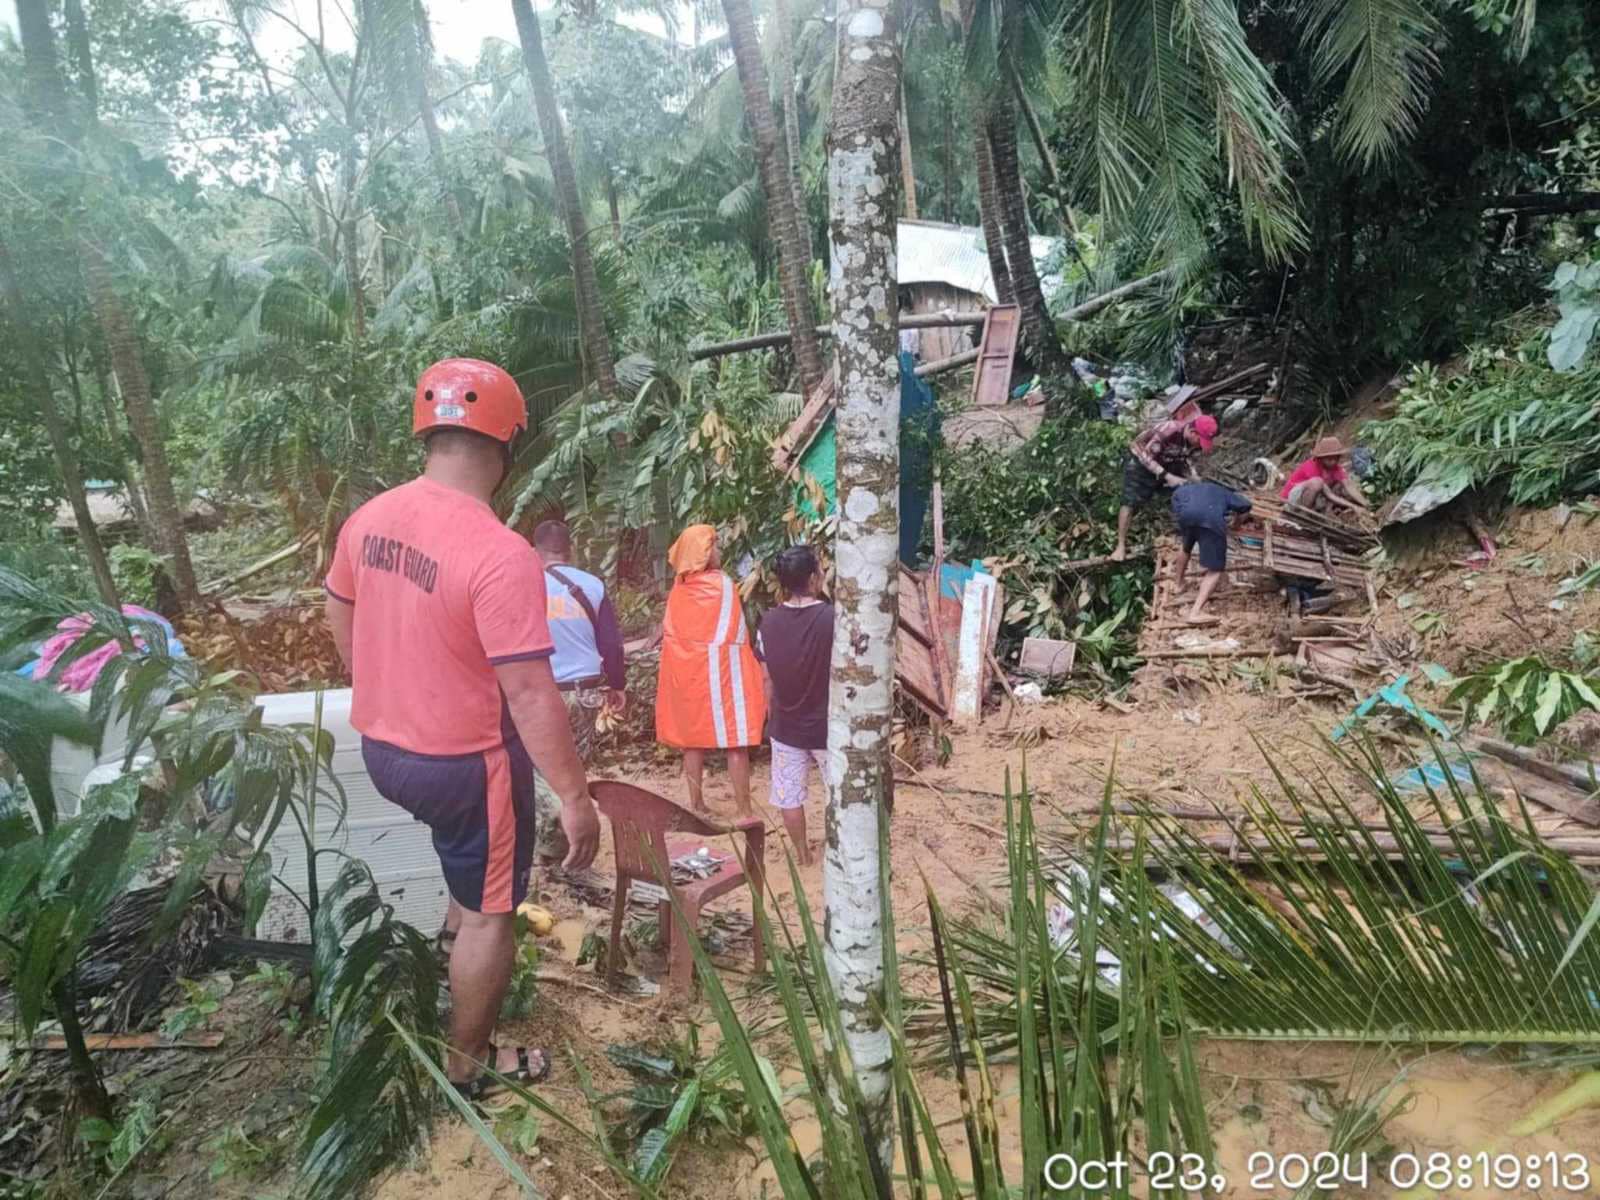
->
<box><xmin>249</xmin><ymin>689</ymin><xmax>449</xmax><ymax>942</ymax></box>
<box><xmin>49</xmin><ymin>688</ymin><xmax>449</xmax><ymax>943</ymax></box>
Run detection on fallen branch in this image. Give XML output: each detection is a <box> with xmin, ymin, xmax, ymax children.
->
<box><xmin>690</xmin><ymin>311</ymin><xmax>987</xmax><ymax>360</ymax></box>
<box><xmin>913</xmin><ymin>347</ymin><xmax>980</xmax><ymax>378</ymax></box>
<box><xmin>203</xmin><ymin>531</ymin><xmax>316</xmax><ymax>596</ymax></box>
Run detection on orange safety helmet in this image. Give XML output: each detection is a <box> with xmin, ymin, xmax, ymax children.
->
<box><xmin>412</xmin><ymin>358</ymin><xmax>527</xmax><ymax>444</ymax></box>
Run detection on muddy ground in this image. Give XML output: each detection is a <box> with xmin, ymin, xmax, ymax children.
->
<box><xmin>23</xmin><ymin>504</ymin><xmax>1600</xmax><ymax>1199</ymax></box>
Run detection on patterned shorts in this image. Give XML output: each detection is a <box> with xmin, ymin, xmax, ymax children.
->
<box><xmin>770</xmin><ymin>738</ymin><xmax>830</xmax><ymax>811</ymax></box>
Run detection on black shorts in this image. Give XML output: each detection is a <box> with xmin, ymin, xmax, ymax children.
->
<box><xmin>1180</xmin><ymin>523</ymin><xmax>1227</xmax><ymax>572</ymax></box>
<box><xmin>1122</xmin><ymin>454</ymin><xmax>1163</xmax><ymax>508</ymax></box>
<box><xmin>361</xmin><ymin>736</ymin><xmax>537</xmax><ymax>914</ymax></box>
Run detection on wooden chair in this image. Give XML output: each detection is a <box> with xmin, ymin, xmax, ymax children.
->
<box><xmin>590</xmin><ymin>780</ymin><xmax>766</xmax><ymax>999</ymax></box>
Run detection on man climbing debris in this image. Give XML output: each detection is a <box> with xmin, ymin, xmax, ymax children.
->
<box><xmin>1112</xmin><ymin>412</ymin><xmax>1219</xmax><ymax>561</ymax></box>
<box><xmin>756</xmin><ymin>545</ymin><xmax>833</xmax><ymax>867</ymax></box>
<box><xmin>1281</xmin><ymin>435</ymin><xmax>1369</xmax><ymax>513</ymax></box>
<box><xmin>1171</xmin><ymin>478</ymin><xmax>1253</xmax><ymax>625</ymax></box>
<box><xmin>324</xmin><ymin>357</ymin><xmax>599</xmax><ymax>1099</ymax></box>
<box><xmin>529</xmin><ymin>519</ymin><xmax>626</xmax><ymax>871</ymax></box>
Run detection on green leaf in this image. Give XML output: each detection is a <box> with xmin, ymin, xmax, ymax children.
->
<box><xmin>1568</xmin><ymin>674</ymin><xmax>1600</xmax><ymax>710</ymax></box>
<box><xmin>1533</xmin><ymin>672</ymin><xmax>1564</xmax><ymax>734</ymax></box>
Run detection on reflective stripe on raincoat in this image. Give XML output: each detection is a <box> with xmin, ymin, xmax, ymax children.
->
<box><xmin>655</xmin><ymin>569</ymin><xmax>767</xmax><ymax>749</ymax></box>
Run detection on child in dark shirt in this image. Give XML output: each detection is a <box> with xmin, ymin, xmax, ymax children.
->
<box><xmin>756</xmin><ymin>546</ymin><xmax>834</xmax><ymax>866</ymax></box>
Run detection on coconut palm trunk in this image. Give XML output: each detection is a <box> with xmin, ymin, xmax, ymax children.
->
<box><xmin>899</xmin><ymin>80</ymin><xmax>918</xmax><ymax>218</ymax></box>
<box><xmin>824</xmin><ymin>0</ymin><xmax>901</xmax><ymax>1172</ymax></box>
<box><xmin>15</xmin><ymin>0</ymin><xmax>200</xmax><ymax>610</ymax></box>
<box><xmin>720</xmin><ymin>0</ymin><xmax>825</xmax><ymax>396</ymax></box>
<box><xmin>974</xmin><ymin>117</ymin><xmax>1014</xmax><ymax>304</ymax></box>
<box><xmin>771</xmin><ymin>0</ymin><xmax>813</xmax><ymax>261</ymax></box>
<box><xmin>79</xmin><ymin>244</ymin><xmax>202</xmax><ymax>608</ymax></box>
<box><xmin>0</xmin><ymin>236</ymin><xmax>119</xmax><ymax>607</ymax></box>
<box><xmin>408</xmin><ymin>0</ymin><xmax>466</xmax><ymax>237</ymax></box>
<box><xmin>510</xmin><ymin>0</ymin><xmax>621</xmax><ymax>401</ymax></box>
<box><xmin>987</xmin><ymin>89</ymin><xmax>1068</xmax><ymax>375</ymax></box>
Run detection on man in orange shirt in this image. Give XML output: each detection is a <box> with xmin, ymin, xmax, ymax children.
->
<box><xmin>324</xmin><ymin>358</ymin><xmax>598</xmax><ymax>1097</ymax></box>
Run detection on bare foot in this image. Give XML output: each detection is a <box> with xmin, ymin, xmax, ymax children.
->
<box><xmin>1110</xmin><ymin>545</ymin><xmax>1127</xmax><ymax>562</ymax></box>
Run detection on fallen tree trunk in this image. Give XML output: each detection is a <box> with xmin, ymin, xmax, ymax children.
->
<box><xmin>690</xmin><ymin>312</ymin><xmax>985</xmax><ymax>360</ymax></box>
<box><xmin>690</xmin><ymin>268</ymin><xmax>1175</xmax><ymax>361</ymax></box>
<box><xmin>913</xmin><ymin>347</ymin><xmax>980</xmax><ymax>378</ymax></box>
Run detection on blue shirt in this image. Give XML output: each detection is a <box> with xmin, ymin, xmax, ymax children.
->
<box><xmin>1171</xmin><ymin>481</ymin><xmax>1252</xmax><ymax>534</ymax></box>
<box><xmin>543</xmin><ymin>564</ymin><xmax>626</xmax><ymax>689</ymax></box>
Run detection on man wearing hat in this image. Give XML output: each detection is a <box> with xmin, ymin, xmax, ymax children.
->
<box><xmin>1280</xmin><ymin>436</ymin><xmax>1369</xmax><ymax>513</ymax></box>
<box><xmin>1111</xmin><ymin>412</ymin><xmax>1220</xmax><ymax>562</ymax></box>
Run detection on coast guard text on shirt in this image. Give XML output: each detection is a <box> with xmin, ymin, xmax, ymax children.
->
<box><xmin>360</xmin><ymin>533</ymin><xmax>439</xmax><ymax>594</ymax></box>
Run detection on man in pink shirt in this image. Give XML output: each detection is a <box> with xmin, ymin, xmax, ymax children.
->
<box><xmin>324</xmin><ymin>357</ymin><xmax>598</xmax><ymax>1097</ymax></box>
<box><xmin>1280</xmin><ymin>436</ymin><xmax>1369</xmax><ymax>513</ymax></box>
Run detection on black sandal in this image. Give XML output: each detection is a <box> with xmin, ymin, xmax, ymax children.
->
<box><xmin>455</xmin><ymin>1044</ymin><xmax>553</xmax><ymax>1101</ymax></box>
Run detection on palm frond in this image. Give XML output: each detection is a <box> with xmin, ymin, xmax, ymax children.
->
<box><xmin>298</xmin><ymin>859</ymin><xmax>443</xmax><ymax>1200</ymax></box>
<box><xmin>1301</xmin><ymin>0</ymin><xmax>1442</xmax><ymax>168</ymax></box>
<box><xmin>964</xmin><ymin>739</ymin><xmax>1600</xmax><ymax>1047</ymax></box>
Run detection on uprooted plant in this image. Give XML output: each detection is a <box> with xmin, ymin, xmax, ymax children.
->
<box><xmin>0</xmin><ymin>568</ymin><xmax>332</xmax><ymax>1126</ymax></box>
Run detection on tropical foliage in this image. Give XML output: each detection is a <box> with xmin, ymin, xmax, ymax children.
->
<box><xmin>1450</xmin><ymin>656</ymin><xmax>1600</xmax><ymax>745</ymax></box>
<box><xmin>1363</xmin><ymin>274</ymin><xmax>1600</xmax><ymax>508</ymax></box>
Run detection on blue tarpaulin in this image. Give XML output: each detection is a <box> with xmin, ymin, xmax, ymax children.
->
<box><xmin>796</xmin><ymin>351</ymin><xmax>941</xmax><ymax>566</ymax></box>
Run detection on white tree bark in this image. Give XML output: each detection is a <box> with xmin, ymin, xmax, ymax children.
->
<box><xmin>823</xmin><ymin>0</ymin><xmax>901</xmax><ymax>1172</ymax></box>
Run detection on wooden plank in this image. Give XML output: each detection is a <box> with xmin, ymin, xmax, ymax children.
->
<box><xmin>970</xmin><ymin>304</ymin><xmax>1021</xmax><ymax>408</ymax></box>
<box><xmin>1019</xmin><ymin>636</ymin><xmax>1076</xmax><ymax>677</ymax></box>
<box><xmin>34</xmin><ymin>1032</ymin><xmax>225</xmax><ymax>1051</ymax></box>
<box><xmin>1465</xmin><ymin>736</ymin><xmax>1600</xmax><ymax>825</ymax></box>
<box><xmin>771</xmin><ymin>369</ymin><xmax>838</xmax><ymax>474</ymax></box>
<box><xmin>923</xmin><ymin>568</ymin><xmax>954</xmax><ymax>712</ymax></box>
<box><xmin>896</xmin><ymin>630</ymin><xmax>946</xmax><ymax>717</ymax></box>
<box><xmin>1138</xmin><ymin>647</ymin><xmax>1276</xmax><ymax>660</ymax></box>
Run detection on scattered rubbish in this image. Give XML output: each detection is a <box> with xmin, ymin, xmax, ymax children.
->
<box><xmin>1046</xmin><ymin>865</ymin><xmax>1240</xmax><ymax>988</ymax></box>
<box><xmin>1013</xmin><ymin>682</ymin><xmax>1047</xmax><ymax>704</ymax></box>
<box><xmin>1176</xmin><ymin>708</ymin><xmax>1202</xmax><ymax>725</ymax></box>
<box><xmin>1247</xmin><ymin>456</ymin><xmax>1284</xmax><ymax>490</ymax></box>
<box><xmin>1330</xmin><ymin>674</ymin><xmax>1453</xmax><ymax>742</ymax></box>
<box><xmin>1382</xmin><ymin>460</ymin><xmax>1472</xmax><ymax>526</ymax></box>
<box><xmin>1174</xmin><ymin>632</ymin><xmax>1240</xmax><ymax>652</ymax></box>
<box><xmin>1389</xmin><ymin>759</ymin><xmax>1476</xmax><ymax>792</ymax></box>
<box><xmin>1018</xmin><ymin>635</ymin><xmax>1077</xmax><ymax>678</ymax></box>
<box><xmin>670</xmin><ymin>847</ymin><xmax>728</xmax><ymax>881</ymax></box>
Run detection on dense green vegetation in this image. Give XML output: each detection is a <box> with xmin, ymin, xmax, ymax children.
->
<box><xmin>5</xmin><ymin>0</ymin><xmax>1600</xmax><ymax>1196</ymax></box>
<box><xmin>1</xmin><ymin>0</ymin><xmax>1595</xmax><ymax>625</ymax></box>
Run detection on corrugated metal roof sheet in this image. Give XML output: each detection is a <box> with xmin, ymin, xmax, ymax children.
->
<box><xmin>896</xmin><ymin>219</ymin><xmax>1063</xmax><ymax>304</ymax></box>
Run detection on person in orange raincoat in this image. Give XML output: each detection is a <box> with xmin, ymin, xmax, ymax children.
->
<box><xmin>656</xmin><ymin>525</ymin><xmax>767</xmax><ymax>817</ymax></box>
